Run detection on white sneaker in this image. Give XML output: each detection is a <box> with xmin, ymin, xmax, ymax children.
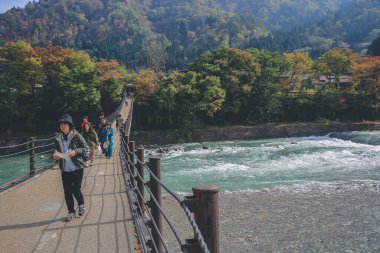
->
<box><xmin>78</xmin><ymin>205</ymin><xmax>85</xmax><ymax>216</ymax></box>
<box><xmin>65</xmin><ymin>212</ymin><xmax>75</xmax><ymax>222</ymax></box>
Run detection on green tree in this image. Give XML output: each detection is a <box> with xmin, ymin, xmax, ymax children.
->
<box><xmin>247</xmin><ymin>48</ymin><xmax>285</xmax><ymax>123</ymax></box>
<box><xmin>191</xmin><ymin>46</ymin><xmax>261</xmax><ymax>123</ymax></box>
<box><xmin>196</xmin><ymin>75</ymin><xmax>225</xmax><ymax>117</ymax></box>
<box><xmin>0</xmin><ymin>41</ymin><xmax>44</xmax><ymax>130</ymax></box>
<box><xmin>36</xmin><ymin>45</ymin><xmax>100</xmax><ymax>122</ymax></box>
<box><xmin>152</xmin><ymin>70</ymin><xmax>225</xmax><ymax>132</ymax></box>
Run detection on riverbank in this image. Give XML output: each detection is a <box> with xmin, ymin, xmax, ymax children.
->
<box><xmin>131</xmin><ymin>121</ymin><xmax>380</xmax><ymax>145</ymax></box>
<box><xmin>161</xmin><ymin>180</ymin><xmax>380</xmax><ymax>252</ymax></box>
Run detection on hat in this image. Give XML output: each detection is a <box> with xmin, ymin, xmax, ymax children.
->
<box><xmin>58</xmin><ymin>114</ymin><xmax>74</xmax><ymax>127</ymax></box>
<box><xmin>99</xmin><ymin>112</ymin><xmax>104</xmax><ymax>116</ymax></box>
<box><xmin>106</xmin><ymin>120</ymin><xmax>111</xmax><ymax>125</ymax></box>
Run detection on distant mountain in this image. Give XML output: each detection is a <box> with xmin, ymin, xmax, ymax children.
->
<box><xmin>0</xmin><ymin>0</ymin><xmax>379</xmax><ymax>69</ymax></box>
<box><xmin>216</xmin><ymin>0</ymin><xmax>343</xmax><ymax>31</ymax></box>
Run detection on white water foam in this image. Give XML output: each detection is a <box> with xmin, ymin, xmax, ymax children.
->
<box><xmin>159</xmin><ymin>132</ymin><xmax>380</xmax><ymax>192</ymax></box>
<box><xmin>176</xmin><ymin>163</ymin><xmax>250</xmax><ymax>175</ymax></box>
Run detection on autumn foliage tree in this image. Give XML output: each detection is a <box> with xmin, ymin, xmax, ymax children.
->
<box><xmin>313</xmin><ymin>48</ymin><xmax>358</xmax><ymax>86</ymax></box>
<box><xmin>352</xmin><ymin>56</ymin><xmax>380</xmax><ymax>119</ymax></box>
<box><xmin>131</xmin><ymin>69</ymin><xmax>159</xmax><ymax>104</ymax></box>
<box><xmin>35</xmin><ymin>44</ymin><xmax>101</xmax><ymax>124</ymax></box>
<box><xmin>1</xmin><ymin>41</ymin><xmax>379</xmax><ymax>132</ymax></box>
<box><xmin>96</xmin><ymin>59</ymin><xmax>127</xmax><ymax>112</ymax></box>
<box><xmin>282</xmin><ymin>52</ymin><xmax>313</xmax><ymax>95</ymax></box>
<box><xmin>0</xmin><ymin>41</ymin><xmax>126</xmax><ymax>131</ymax></box>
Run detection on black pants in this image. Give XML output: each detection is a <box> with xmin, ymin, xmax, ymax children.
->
<box><xmin>61</xmin><ymin>169</ymin><xmax>84</xmax><ymax>213</ymax></box>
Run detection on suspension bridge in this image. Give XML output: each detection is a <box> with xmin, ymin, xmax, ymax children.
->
<box><xmin>0</xmin><ymin>94</ymin><xmax>218</xmax><ymax>253</ymax></box>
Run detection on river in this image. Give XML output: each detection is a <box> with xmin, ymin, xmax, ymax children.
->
<box><xmin>153</xmin><ymin>131</ymin><xmax>380</xmax><ymax>192</ymax></box>
<box><xmin>1</xmin><ymin>131</ymin><xmax>379</xmax><ymax>190</ymax></box>
<box><xmin>0</xmin><ymin>154</ymin><xmax>54</xmax><ymax>185</ymax></box>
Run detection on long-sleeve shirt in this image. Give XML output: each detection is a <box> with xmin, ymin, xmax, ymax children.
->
<box><xmin>102</xmin><ymin>127</ymin><xmax>114</xmax><ymax>144</ymax></box>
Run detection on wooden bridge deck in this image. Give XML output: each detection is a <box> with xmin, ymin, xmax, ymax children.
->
<box><xmin>0</xmin><ymin>100</ymin><xmax>138</xmax><ymax>253</ymax></box>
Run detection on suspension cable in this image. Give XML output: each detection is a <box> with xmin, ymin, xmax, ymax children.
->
<box><xmin>0</xmin><ymin>147</ymin><xmax>35</xmax><ymax>158</ymax></box>
<box><xmin>0</xmin><ymin>140</ymin><xmax>33</xmax><ymax>149</ymax></box>
<box><xmin>124</xmin><ymin>148</ymin><xmax>185</xmax><ymax>248</ymax></box>
<box><xmin>34</xmin><ymin>142</ymin><xmax>55</xmax><ymax>149</ymax></box>
<box><xmin>124</xmin><ymin>139</ymin><xmax>212</xmax><ymax>253</ymax></box>
<box><xmin>33</xmin><ymin>148</ymin><xmax>55</xmax><ymax>158</ymax></box>
<box><xmin>122</xmin><ymin>136</ymin><xmax>211</xmax><ymax>253</ymax></box>
<box><xmin>0</xmin><ymin>142</ymin><xmax>54</xmax><ymax>158</ymax></box>
<box><xmin>34</xmin><ymin>136</ymin><xmax>56</xmax><ymax>142</ymax></box>
<box><xmin>118</xmin><ymin>97</ymin><xmax>212</xmax><ymax>253</ymax></box>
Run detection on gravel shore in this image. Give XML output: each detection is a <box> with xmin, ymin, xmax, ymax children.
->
<box><xmin>160</xmin><ymin>180</ymin><xmax>380</xmax><ymax>253</ymax></box>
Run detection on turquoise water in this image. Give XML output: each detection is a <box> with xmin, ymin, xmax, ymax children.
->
<box><xmin>2</xmin><ymin>131</ymin><xmax>379</xmax><ymax>192</ymax></box>
<box><xmin>155</xmin><ymin>131</ymin><xmax>380</xmax><ymax>192</ymax></box>
<box><xmin>0</xmin><ymin>154</ymin><xmax>54</xmax><ymax>185</ymax></box>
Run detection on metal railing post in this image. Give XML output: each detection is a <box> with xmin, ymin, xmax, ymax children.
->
<box><xmin>128</xmin><ymin>141</ymin><xmax>136</xmax><ymax>186</ymax></box>
<box><xmin>116</xmin><ymin>115</ymin><xmax>121</xmax><ymax>131</ymax></box>
<box><xmin>123</xmin><ymin>129</ymin><xmax>128</xmax><ymax>153</ymax></box>
<box><xmin>149</xmin><ymin>157</ymin><xmax>163</xmax><ymax>253</ymax></box>
<box><xmin>119</xmin><ymin>117</ymin><xmax>124</xmax><ymax>133</ymax></box>
<box><xmin>122</xmin><ymin>130</ymin><xmax>128</xmax><ymax>164</ymax></box>
<box><xmin>124</xmin><ymin>132</ymin><xmax>129</xmax><ymax>146</ymax></box>
<box><xmin>184</xmin><ymin>184</ymin><xmax>220</xmax><ymax>253</ymax></box>
<box><xmin>136</xmin><ymin>147</ymin><xmax>145</xmax><ymax>213</ymax></box>
<box><xmin>29</xmin><ymin>137</ymin><xmax>36</xmax><ymax>175</ymax></box>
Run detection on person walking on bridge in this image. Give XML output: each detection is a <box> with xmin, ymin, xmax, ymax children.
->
<box><xmin>97</xmin><ymin>117</ymin><xmax>107</xmax><ymax>154</ymax></box>
<box><xmin>81</xmin><ymin>122</ymin><xmax>99</xmax><ymax>167</ymax></box>
<box><xmin>96</xmin><ymin>112</ymin><xmax>105</xmax><ymax>139</ymax></box>
<box><xmin>102</xmin><ymin>120</ymin><xmax>114</xmax><ymax>159</ymax></box>
<box><xmin>53</xmin><ymin>114</ymin><xmax>89</xmax><ymax>222</ymax></box>
<box><xmin>80</xmin><ymin>115</ymin><xmax>90</xmax><ymax>132</ymax></box>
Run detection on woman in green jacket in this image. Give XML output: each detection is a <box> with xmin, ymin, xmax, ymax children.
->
<box><xmin>81</xmin><ymin>122</ymin><xmax>99</xmax><ymax>166</ymax></box>
<box><xmin>53</xmin><ymin>114</ymin><xmax>89</xmax><ymax>222</ymax></box>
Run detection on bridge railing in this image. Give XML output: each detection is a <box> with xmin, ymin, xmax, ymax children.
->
<box><xmin>118</xmin><ymin>98</ymin><xmax>219</xmax><ymax>253</ymax></box>
<box><xmin>0</xmin><ymin>101</ymin><xmax>124</xmax><ymax>192</ymax></box>
<box><xmin>0</xmin><ymin>136</ymin><xmax>57</xmax><ymax>192</ymax></box>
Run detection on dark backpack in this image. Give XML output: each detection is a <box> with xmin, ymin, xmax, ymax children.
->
<box><xmin>82</xmin><ymin>150</ymin><xmax>93</xmax><ymax>162</ymax></box>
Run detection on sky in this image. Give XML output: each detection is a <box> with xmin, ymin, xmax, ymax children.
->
<box><xmin>0</xmin><ymin>0</ymin><xmax>31</xmax><ymax>13</ymax></box>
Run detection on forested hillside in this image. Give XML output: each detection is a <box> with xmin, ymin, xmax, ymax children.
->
<box><xmin>217</xmin><ymin>0</ymin><xmax>342</xmax><ymax>31</ymax></box>
<box><xmin>0</xmin><ymin>0</ymin><xmax>378</xmax><ymax>70</ymax></box>
<box><xmin>1</xmin><ymin>40</ymin><xmax>378</xmax><ymax>132</ymax></box>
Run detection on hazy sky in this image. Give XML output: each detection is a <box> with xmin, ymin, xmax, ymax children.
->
<box><xmin>0</xmin><ymin>0</ymin><xmax>30</xmax><ymax>13</ymax></box>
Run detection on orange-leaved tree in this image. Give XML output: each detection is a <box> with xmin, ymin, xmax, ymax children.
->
<box><xmin>352</xmin><ymin>56</ymin><xmax>380</xmax><ymax>118</ymax></box>
<box><xmin>95</xmin><ymin>59</ymin><xmax>127</xmax><ymax>111</ymax></box>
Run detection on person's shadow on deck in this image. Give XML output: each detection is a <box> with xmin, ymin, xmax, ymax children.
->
<box><xmin>0</xmin><ymin>218</ymin><xmax>64</xmax><ymax>231</ymax></box>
